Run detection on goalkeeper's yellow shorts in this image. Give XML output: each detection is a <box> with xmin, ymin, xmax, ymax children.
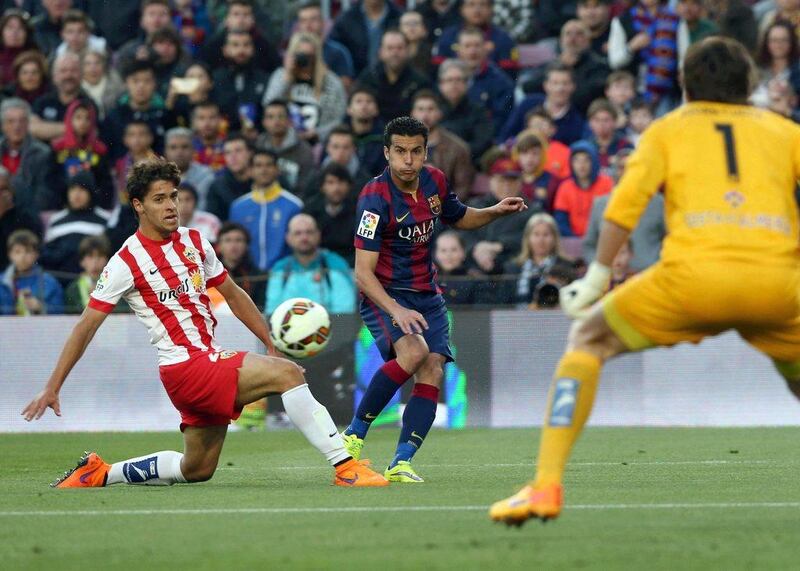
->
<box><xmin>601</xmin><ymin>261</ymin><xmax>800</xmax><ymax>374</ymax></box>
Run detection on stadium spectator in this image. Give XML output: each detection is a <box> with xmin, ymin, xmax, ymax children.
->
<box><xmin>40</xmin><ymin>171</ymin><xmax>109</xmax><ymax>277</ymax></box>
<box><xmin>171</xmin><ymin>0</ymin><xmax>212</xmax><ymax>58</ymax></box>
<box><xmin>164</xmin><ymin>127</ymin><xmax>214</xmax><ymax>208</ymax></box>
<box><xmin>215</xmin><ymin>221</ymin><xmax>266</xmax><ymax>311</ymax></box>
<box><xmin>751</xmin><ymin>21</ymin><xmax>800</xmax><ymax>108</ymax></box>
<box><xmin>410</xmin><ymin>89</ymin><xmax>475</xmax><ymax>200</ymax></box>
<box><xmin>116</xmin><ymin>0</ymin><xmax>173</xmax><ymax>68</ymax></box>
<box><xmin>80</xmin><ymin>49</ymin><xmax>125</xmax><ymax>121</ymax></box>
<box><xmin>165</xmin><ymin>62</ymin><xmax>217</xmax><ymax>127</ymax></box>
<box><xmin>433</xmin><ymin>0</ymin><xmax>519</xmax><ymax>78</ymax></box>
<box><xmin>466</xmin><ymin>155</ymin><xmax>537</xmax><ymax>274</ymax></box>
<box><xmin>357</xmin><ymin>29</ymin><xmax>431</xmax><ymax>125</ymax></box>
<box><xmin>604</xmin><ymin>70</ymin><xmax>637</xmax><ymax>129</ymax></box>
<box><xmin>229</xmin><ymin>149</ymin><xmax>303</xmax><ymax>271</ymax></box>
<box><xmin>205</xmin><ymin>133</ymin><xmax>252</xmax><ymax>220</ymax></box>
<box><xmin>525</xmin><ymin>106</ymin><xmax>573</xmax><ymax>181</ymax></box>
<box><xmin>262</xmin><ymin>31</ymin><xmax>347</xmax><ymax>145</ymax></box>
<box><xmin>400</xmin><ymin>10</ymin><xmax>433</xmax><ymax>79</ymax></box>
<box><xmin>538</xmin><ymin>0</ymin><xmax>579</xmax><ymax>38</ymax></box>
<box><xmin>0</xmin><ymin>97</ymin><xmax>58</xmax><ymax>214</ymax></box>
<box><xmin>437</xmin><ymin>58</ymin><xmax>493</xmax><ymax>163</ymax></box>
<box><xmin>710</xmin><ymin>0</ymin><xmax>758</xmax><ymax>54</ymax></box>
<box><xmin>113</xmin><ymin>120</ymin><xmax>156</xmax><ymax>202</ymax></box>
<box><xmin>0</xmin><ymin>9</ymin><xmax>37</xmax><ymax>85</ymax></box>
<box><xmin>294</xmin><ymin>0</ymin><xmax>355</xmax><ymax>91</ymax></box>
<box><xmin>626</xmin><ymin>97</ymin><xmax>654</xmax><ymax>146</ymax></box>
<box><xmin>759</xmin><ymin>0</ymin><xmax>800</xmax><ymax>39</ymax></box>
<box><xmin>0</xmin><ymin>228</ymin><xmax>63</xmax><ymax>315</ymax></box>
<box><xmin>85</xmin><ymin>0</ymin><xmax>142</xmax><ymax>52</ymax></box>
<box><xmin>502</xmin><ymin>213</ymin><xmax>575</xmax><ymax>306</ymax></box>
<box><xmin>256</xmin><ymin>99</ymin><xmax>315</xmax><ymax>195</ymax></box>
<box><xmin>328</xmin><ymin>0</ymin><xmax>402</xmax><ymax>77</ymax></box>
<box><xmin>303</xmin><ymin>162</ymin><xmax>357</xmax><ymax>265</ymax></box>
<box><xmin>584</xmin><ymin>98</ymin><xmax>631</xmax><ymax>173</ymax></box>
<box><xmin>63</xmin><ymin>234</ymin><xmax>125</xmax><ymax>313</ymax></box>
<box><xmin>513</xmin><ymin>130</ymin><xmax>560</xmax><ymax>212</ymax></box>
<box><xmin>51</xmin><ymin>99</ymin><xmax>114</xmax><ymax>210</ymax></box>
<box><xmin>31</xmin><ymin>51</ymin><xmax>97</xmax><ymax>142</ymax></box>
<box><xmin>455</xmin><ymin>26</ymin><xmax>514</xmax><ymax>135</ymax></box>
<box><xmin>677</xmin><ymin>0</ymin><xmax>718</xmax><ymax>60</ymax></box>
<box><xmin>200</xmin><ymin>0</ymin><xmax>280</xmax><ymax>74</ymax></box>
<box><xmin>577</xmin><ymin>0</ymin><xmax>613</xmax><ymax>58</ymax></box>
<box><xmin>266</xmin><ymin>213</ymin><xmax>355</xmax><ymax>314</ymax></box>
<box><xmin>304</xmin><ymin>125</ymin><xmax>371</xmax><ymax>200</ymax></box>
<box><xmin>0</xmin><ymin>166</ymin><xmax>42</xmax><ymax>271</ymax></box>
<box><xmin>434</xmin><ymin>230</ymin><xmax>490</xmax><ymax>305</ymax></box>
<box><xmin>102</xmin><ymin>59</ymin><xmax>172</xmax><ymax>160</ymax></box>
<box><xmin>345</xmin><ymin>86</ymin><xmax>386</xmax><ymax>177</ymax></box>
<box><xmin>211</xmin><ymin>29</ymin><xmax>268</xmax><ymax>134</ymax></box>
<box><xmin>2</xmin><ymin>49</ymin><xmax>49</xmax><ymax>105</ymax></box>
<box><xmin>523</xmin><ymin>19</ymin><xmax>610</xmax><ymax>114</ymax></box>
<box><xmin>147</xmin><ymin>27</ymin><xmax>191</xmax><ymax>98</ymax></box>
<box><xmin>54</xmin><ymin>9</ymin><xmax>106</xmax><ymax>61</ymax></box>
<box><xmin>492</xmin><ymin>0</ymin><xmax>538</xmax><ymax>43</ymax></box>
<box><xmin>176</xmin><ymin>182</ymin><xmax>220</xmax><ymax>243</ymax></box>
<box><xmin>498</xmin><ymin>63</ymin><xmax>586</xmax><ymax>146</ymax></box>
<box><xmin>191</xmin><ymin>101</ymin><xmax>226</xmax><ymax>171</ymax></box>
<box><xmin>31</xmin><ymin>0</ymin><xmax>70</xmax><ymax>57</ymax></box>
<box><xmin>418</xmin><ymin>0</ymin><xmax>461</xmax><ymax>42</ymax></box>
<box><xmin>608</xmin><ymin>0</ymin><xmax>682</xmax><ymax>114</ymax></box>
<box><xmin>553</xmin><ymin>141</ymin><xmax>613</xmax><ymax>237</ymax></box>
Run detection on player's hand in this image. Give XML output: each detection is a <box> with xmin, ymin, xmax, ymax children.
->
<box><xmin>493</xmin><ymin>197</ymin><xmax>527</xmax><ymax>216</ymax></box>
<box><xmin>559</xmin><ymin>262</ymin><xmax>611</xmax><ymax>320</ymax></box>
<box><xmin>392</xmin><ymin>306</ymin><xmax>429</xmax><ymax>335</ymax></box>
<box><xmin>21</xmin><ymin>388</ymin><xmax>61</xmax><ymax>421</ymax></box>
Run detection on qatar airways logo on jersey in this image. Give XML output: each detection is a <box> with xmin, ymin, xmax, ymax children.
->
<box><xmin>157</xmin><ymin>269</ymin><xmax>204</xmax><ymax>302</ymax></box>
<box><xmin>398</xmin><ymin>219</ymin><xmax>434</xmax><ymax>244</ymax></box>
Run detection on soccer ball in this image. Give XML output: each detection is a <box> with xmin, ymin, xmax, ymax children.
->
<box><xmin>269</xmin><ymin>298</ymin><xmax>331</xmax><ymax>359</ymax></box>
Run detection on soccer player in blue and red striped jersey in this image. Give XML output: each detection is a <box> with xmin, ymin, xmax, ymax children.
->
<box><xmin>343</xmin><ymin>116</ymin><xmax>527</xmax><ymax>482</ymax></box>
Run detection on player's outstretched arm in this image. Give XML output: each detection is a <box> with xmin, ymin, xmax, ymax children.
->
<box><xmin>452</xmin><ymin>197</ymin><xmax>528</xmax><ymax>230</ymax></box>
<box><xmin>21</xmin><ymin>307</ymin><xmax>108</xmax><ymax>421</ymax></box>
<box><xmin>215</xmin><ymin>275</ymin><xmax>279</xmax><ymax>356</ymax></box>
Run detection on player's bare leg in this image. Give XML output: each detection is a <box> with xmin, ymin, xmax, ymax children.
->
<box><xmin>342</xmin><ymin>335</ymin><xmax>428</xmax><ymax>461</ymax></box>
<box><xmin>238</xmin><ymin>353</ymin><xmax>388</xmax><ymax>486</ymax></box>
<box><xmin>490</xmin><ymin>303</ymin><xmax>628</xmax><ymax>525</ymax></box>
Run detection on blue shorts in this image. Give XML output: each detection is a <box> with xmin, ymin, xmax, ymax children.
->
<box><xmin>359</xmin><ymin>289</ymin><xmax>454</xmax><ymax>363</ymax></box>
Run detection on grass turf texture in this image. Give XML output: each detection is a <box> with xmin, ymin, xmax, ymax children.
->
<box><xmin>2</xmin><ymin>427</ymin><xmax>799</xmax><ymax>571</ymax></box>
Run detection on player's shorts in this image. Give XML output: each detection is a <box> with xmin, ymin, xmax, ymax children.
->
<box><xmin>360</xmin><ymin>289</ymin><xmax>454</xmax><ymax>363</ymax></box>
<box><xmin>159</xmin><ymin>349</ymin><xmax>248</xmax><ymax>431</ymax></box>
<box><xmin>602</xmin><ymin>261</ymin><xmax>800</xmax><ymax>372</ymax></box>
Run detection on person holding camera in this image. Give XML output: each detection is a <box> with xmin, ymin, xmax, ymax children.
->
<box><xmin>261</xmin><ymin>32</ymin><xmax>347</xmax><ymax>146</ymax></box>
<box><xmin>502</xmin><ymin>213</ymin><xmax>576</xmax><ymax>307</ymax></box>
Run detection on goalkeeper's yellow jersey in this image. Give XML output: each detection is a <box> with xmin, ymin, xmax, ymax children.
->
<box><xmin>604</xmin><ymin>101</ymin><xmax>800</xmax><ymax>268</ymax></box>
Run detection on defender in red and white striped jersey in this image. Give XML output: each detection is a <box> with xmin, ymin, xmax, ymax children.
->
<box><xmin>22</xmin><ymin>159</ymin><xmax>387</xmax><ymax>489</ymax></box>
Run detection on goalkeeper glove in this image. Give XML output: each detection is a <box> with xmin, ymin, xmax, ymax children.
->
<box><xmin>559</xmin><ymin>261</ymin><xmax>611</xmax><ymax>319</ymax></box>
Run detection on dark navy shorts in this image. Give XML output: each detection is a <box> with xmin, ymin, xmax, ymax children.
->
<box><xmin>359</xmin><ymin>289</ymin><xmax>454</xmax><ymax>363</ymax></box>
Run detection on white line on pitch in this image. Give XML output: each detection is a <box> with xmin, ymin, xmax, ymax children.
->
<box><xmin>272</xmin><ymin>459</ymin><xmax>775</xmax><ymax>470</ymax></box>
<box><xmin>1</xmin><ymin>502</ymin><xmax>800</xmax><ymax>517</ymax></box>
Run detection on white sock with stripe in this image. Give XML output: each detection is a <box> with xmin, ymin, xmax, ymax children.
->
<box><xmin>282</xmin><ymin>384</ymin><xmax>351</xmax><ymax>466</ymax></box>
<box><xmin>106</xmin><ymin>450</ymin><xmax>187</xmax><ymax>486</ymax></box>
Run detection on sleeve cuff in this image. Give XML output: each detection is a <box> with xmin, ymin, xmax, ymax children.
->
<box><xmin>206</xmin><ymin>269</ymin><xmax>228</xmax><ymax>289</ymax></box>
<box><xmin>88</xmin><ymin>296</ymin><xmax>115</xmax><ymax>313</ymax></box>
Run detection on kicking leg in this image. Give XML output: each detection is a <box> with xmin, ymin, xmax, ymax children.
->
<box><xmin>386</xmin><ymin>352</ymin><xmax>445</xmax><ymax>482</ymax></box>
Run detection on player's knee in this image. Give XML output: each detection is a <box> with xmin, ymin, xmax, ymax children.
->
<box><xmin>417</xmin><ymin>357</ymin><xmax>444</xmax><ymax>385</ymax></box>
<box><xmin>275</xmin><ymin>358</ymin><xmax>306</xmax><ymax>392</ymax></box>
<box><xmin>568</xmin><ymin>320</ymin><xmax>615</xmax><ymax>360</ymax></box>
<box><xmin>396</xmin><ymin>339</ymin><xmax>429</xmax><ymax>372</ymax></box>
<box><xmin>182</xmin><ymin>460</ymin><xmax>217</xmax><ymax>483</ymax></box>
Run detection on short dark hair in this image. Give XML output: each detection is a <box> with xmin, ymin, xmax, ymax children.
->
<box><xmin>544</xmin><ymin>62</ymin><xmax>574</xmax><ymax>82</ymax></box>
<box><xmin>62</xmin><ymin>9</ymin><xmax>93</xmax><ymax>31</ymax></box>
<box><xmin>7</xmin><ymin>228</ymin><xmax>39</xmax><ymax>253</ymax></box>
<box><xmin>251</xmin><ymin>148</ymin><xmax>278</xmax><ymax>165</ymax></box>
<box><xmin>629</xmin><ymin>97</ymin><xmax>654</xmax><ymax>115</ymax></box>
<box><xmin>264</xmin><ymin>98</ymin><xmax>290</xmax><ymax>113</ymax></box>
<box><xmin>225</xmin><ymin>28</ymin><xmax>252</xmax><ymax>43</ymax></box>
<box><xmin>227</xmin><ymin>0</ymin><xmax>254</xmax><ymax>9</ymax></box>
<box><xmin>683</xmin><ymin>36</ymin><xmax>755</xmax><ymax>104</ymax></box>
<box><xmin>327</xmin><ymin>124</ymin><xmax>355</xmax><ymax>144</ymax></box>
<box><xmin>321</xmin><ymin>162</ymin><xmax>352</xmax><ymax>185</ymax></box>
<box><xmin>383</xmin><ymin>116</ymin><xmax>428</xmax><ymax>148</ymax></box>
<box><xmin>218</xmin><ymin>221</ymin><xmax>251</xmax><ymax>244</ymax></box>
<box><xmin>124</xmin><ymin>119</ymin><xmax>153</xmax><ymax>136</ymax></box>
<box><xmin>525</xmin><ymin>106</ymin><xmax>554</xmax><ymax>125</ymax></box>
<box><xmin>127</xmin><ymin>158</ymin><xmax>181</xmax><ymax>206</ymax></box>
<box><xmin>122</xmin><ymin>58</ymin><xmax>155</xmax><ymax>80</ymax></box>
<box><xmin>297</xmin><ymin>0</ymin><xmax>322</xmax><ymax>13</ymax></box>
<box><xmin>150</xmin><ymin>26</ymin><xmax>183</xmax><ymax>50</ymax></box>
<box><xmin>348</xmin><ymin>85</ymin><xmax>378</xmax><ymax>106</ymax></box>
<box><xmin>224</xmin><ymin>132</ymin><xmax>250</xmax><ymax>149</ymax></box>
<box><xmin>192</xmin><ymin>100</ymin><xmax>220</xmax><ymax>117</ymax></box>
<box><xmin>141</xmin><ymin>0</ymin><xmax>169</xmax><ymax>10</ymax></box>
<box><xmin>78</xmin><ymin>235</ymin><xmax>110</xmax><ymax>260</ymax></box>
<box><xmin>587</xmin><ymin>98</ymin><xmax>618</xmax><ymax>120</ymax></box>
<box><xmin>411</xmin><ymin>88</ymin><xmax>442</xmax><ymax>110</ymax></box>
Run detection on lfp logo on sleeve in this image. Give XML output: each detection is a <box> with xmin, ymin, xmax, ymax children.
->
<box><xmin>357</xmin><ymin>211</ymin><xmax>380</xmax><ymax>240</ymax></box>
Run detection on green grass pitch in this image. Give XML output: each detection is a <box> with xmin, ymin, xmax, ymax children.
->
<box><xmin>3</xmin><ymin>427</ymin><xmax>800</xmax><ymax>570</ymax></box>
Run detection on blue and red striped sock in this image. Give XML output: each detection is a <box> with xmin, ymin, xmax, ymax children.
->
<box><xmin>345</xmin><ymin>359</ymin><xmax>411</xmax><ymax>439</ymax></box>
<box><xmin>391</xmin><ymin>383</ymin><xmax>440</xmax><ymax>468</ymax></box>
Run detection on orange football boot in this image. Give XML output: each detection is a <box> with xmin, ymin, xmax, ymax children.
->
<box><xmin>333</xmin><ymin>458</ymin><xmax>389</xmax><ymax>487</ymax></box>
<box><xmin>51</xmin><ymin>452</ymin><xmax>110</xmax><ymax>488</ymax></box>
<box><xmin>489</xmin><ymin>482</ymin><xmax>563</xmax><ymax>526</ymax></box>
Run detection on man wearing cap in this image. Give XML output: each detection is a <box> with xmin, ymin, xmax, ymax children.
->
<box><xmin>466</xmin><ymin>155</ymin><xmax>539</xmax><ymax>274</ymax></box>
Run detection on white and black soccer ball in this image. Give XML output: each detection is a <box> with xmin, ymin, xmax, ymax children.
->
<box><xmin>269</xmin><ymin>297</ymin><xmax>331</xmax><ymax>359</ymax></box>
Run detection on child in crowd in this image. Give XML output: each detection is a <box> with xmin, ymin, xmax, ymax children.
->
<box><xmin>604</xmin><ymin>70</ymin><xmax>636</xmax><ymax>129</ymax></box>
<box><xmin>513</xmin><ymin>130</ymin><xmax>560</xmax><ymax>212</ymax></box>
<box><xmin>626</xmin><ymin>97</ymin><xmax>655</xmax><ymax>146</ymax></box>
<box><xmin>0</xmin><ymin>229</ymin><xmax>63</xmax><ymax>315</ymax></box>
<box><xmin>113</xmin><ymin>121</ymin><xmax>156</xmax><ymax>204</ymax></box>
<box><xmin>524</xmin><ymin>107</ymin><xmax>571</xmax><ymax>180</ymax></box>
<box><xmin>553</xmin><ymin>141</ymin><xmax>614</xmax><ymax>237</ymax></box>
<box><xmin>64</xmin><ymin>234</ymin><xmax>126</xmax><ymax>313</ymax></box>
<box><xmin>585</xmin><ymin>98</ymin><xmax>631</xmax><ymax>173</ymax></box>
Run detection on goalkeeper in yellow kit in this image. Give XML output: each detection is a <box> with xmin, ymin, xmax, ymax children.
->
<box><xmin>490</xmin><ymin>36</ymin><xmax>800</xmax><ymax>525</ymax></box>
